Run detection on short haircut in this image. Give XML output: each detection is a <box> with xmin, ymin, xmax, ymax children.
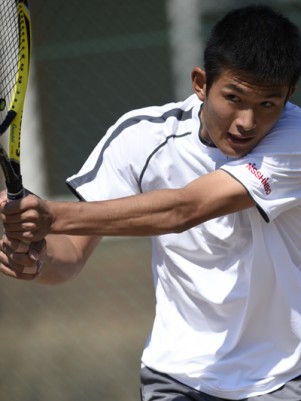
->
<box><xmin>204</xmin><ymin>4</ymin><xmax>301</xmax><ymax>92</ymax></box>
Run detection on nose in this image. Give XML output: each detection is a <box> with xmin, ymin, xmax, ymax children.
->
<box><xmin>236</xmin><ymin>109</ymin><xmax>256</xmax><ymax>132</ymax></box>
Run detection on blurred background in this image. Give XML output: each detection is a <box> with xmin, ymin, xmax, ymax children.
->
<box><xmin>1</xmin><ymin>0</ymin><xmax>301</xmax><ymax>400</ymax></box>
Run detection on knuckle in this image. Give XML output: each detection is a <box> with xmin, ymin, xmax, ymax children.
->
<box><xmin>23</xmin><ymin>222</ymin><xmax>34</xmax><ymax>230</ymax></box>
<box><xmin>27</xmin><ymin>195</ymin><xmax>40</xmax><ymax>209</ymax></box>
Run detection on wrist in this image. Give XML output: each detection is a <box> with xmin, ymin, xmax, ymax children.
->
<box><xmin>44</xmin><ymin>199</ymin><xmax>57</xmax><ymax>234</ymax></box>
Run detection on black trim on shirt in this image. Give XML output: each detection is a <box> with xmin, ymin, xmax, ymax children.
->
<box><xmin>220</xmin><ymin>169</ymin><xmax>270</xmax><ymax>223</ymax></box>
<box><xmin>66</xmin><ymin>106</ymin><xmax>194</xmax><ymax>194</ymax></box>
<box><xmin>138</xmin><ymin>131</ymin><xmax>191</xmax><ymax>192</ymax></box>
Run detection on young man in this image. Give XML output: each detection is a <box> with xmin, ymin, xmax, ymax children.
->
<box><xmin>1</xmin><ymin>4</ymin><xmax>301</xmax><ymax>401</ymax></box>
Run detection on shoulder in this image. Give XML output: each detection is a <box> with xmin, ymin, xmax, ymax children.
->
<box><xmin>273</xmin><ymin>102</ymin><xmax>301</xmax><ymax>132</ymax></box>
<box><xmin>270</xmin><ymin>102</ymin><xmax>301</xmax><ymax>141</ymax></box>
<box><xmin>104</xmin><ymin>94</ymin><xmax>201</xmax><ymax>152</ymax></box>
<box><xmin>252</xmin><ymin>102</ymin><xmax>301</xmax><ymax>155</ymax></box>
<box><xmin>113</xmin><ymin>94</ymin><xmax>200</xmax><ymax>131</ymax></box>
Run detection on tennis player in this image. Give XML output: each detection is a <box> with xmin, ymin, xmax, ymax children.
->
<box><xmin>1</xmin><ymin>4</ymin><xmax>301</xmax><ymax>401</ymax></box>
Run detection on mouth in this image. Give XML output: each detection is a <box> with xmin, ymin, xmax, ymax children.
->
<box><xmin>227</xmin><ymin>133</ymin><xmax>254</xmax><ymax>144</ymax></box>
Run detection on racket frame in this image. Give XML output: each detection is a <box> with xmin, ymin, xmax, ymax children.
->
<box><xmin>0</xmin><ymin>0</ymin><xmax>31</xmax><ymax>200</ymax></box>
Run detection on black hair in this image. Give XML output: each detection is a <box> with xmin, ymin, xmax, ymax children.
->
<box><xmin>204</xmin><ymin>4</ymin><xmax>301</xmax><ymax>91</ymax></box>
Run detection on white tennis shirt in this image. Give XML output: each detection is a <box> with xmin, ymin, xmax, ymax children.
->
<box><xmin>67</xmin><ymin>94</ymin><xmax>301</xmax><ymax>399</ymax></box>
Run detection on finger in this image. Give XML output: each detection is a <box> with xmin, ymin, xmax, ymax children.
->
<box><xmin>2</xmin><ymin>226</ymin><xmax>35</xmax><ymax>242</ymax></box>
<box><xmin>8</xmin><ymin>239</ymin><xmax>28</xmax><ymax>253</ymax></box>
<box><xmin>0</xmin><ymin>189</ymin><xmax>8</xmax><ymax>206</ymax></box>
<box><xmin>0</xmin><ymin>237</ymin><xmax>38</xmax><ymax>271</ymax></box>
<box><xmin>22</xmin><ymin>262</ymin><xmax>42</xmax><ymax>275</ymax></box>
<box><xmin>1</xmin><ymin>208</ymin><xmax>40</xmax><ymax>224</ymax></box>
<box><xmin>2</xmin><ymin>215</ymin><xmax>44</xmax><ymax>241</ymax></box>
<box><xmin>0</xmin><ymin>249</ymin><xmax>36</xmax><ymax>279</ymax></box>
<box><xmin>15</xmin><ymin>252</ymin><xmax>42</xmax><ymax>278</ymax></box>
<box><xmin>0</xmin><ymin>264</ymin><xmax>38</xmax><ymax>280</ymax></box>
<box><xmin>1</xmin><ymin>199</ymin><xmax>39</xmax><ymax>234</ymax></box>
<box><xmin>2</xmin><ymin>235</ymin><xmax>30</xmax><ymax>253</ymax></box>
<box><xmin>29</xmin><ymin>239</ymin><xmax>46</xmax><ymax>259</ymax></box>
<box><xmin>28</xmin><ymin>240</ymin><xmax>46</xmax><ymax>274</ymax></box>
<box><xmin>2</xmin><ymin>248</ymin><xmax>32</xmax><ymax>270</ymax></box>
<box><xmin>15</xmin><ymin>241</ymin><xmax>30</xmax><ymax>253</ymax></box>
<box><xmin>0</xmin><ymin>249</ymin><xmax>41</xmax><ymax>280</ymax></box>
<box><xmin>1</xmin><ymin>195</ymin><xmax>40</xmax><ymax>216</ymax></box>
<box><xmin>0</xmin><ymin>196</ymin><xmax>23</xmax><ymax>214</ymax></box>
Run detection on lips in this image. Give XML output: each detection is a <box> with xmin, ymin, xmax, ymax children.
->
<box><xmin>227</xmin><ymin>133</ymin><xmax>254</xmax><ymax>143</ymax></box>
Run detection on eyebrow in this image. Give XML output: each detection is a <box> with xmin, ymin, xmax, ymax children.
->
<box><xmin>224</xmin><ymin>83</ymin><xmax>284</xmax><ymax>98</ymax></box>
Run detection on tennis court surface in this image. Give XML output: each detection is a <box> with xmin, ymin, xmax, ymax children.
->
<box><xmin>0</xmin><ymin>237</ymin><xmax>154</xmax><ymax>401</ymax></box>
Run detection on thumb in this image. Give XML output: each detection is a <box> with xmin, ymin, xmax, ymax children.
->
<box><xmin>26</xmin><ymin>240</ymin><xmax>46</xmax><ymax>276</ymax></box>
<box><xmin>29</xmin><ymin>249</ymin><xmax>40</xmax><ymax>262</ymax></box>
<box><xmin>28</xmin><ymin>239</ymin><xmax>46</xmax><ymax>262</ymax></box>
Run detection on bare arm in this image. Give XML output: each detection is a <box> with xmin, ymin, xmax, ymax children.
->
<box><xmin>0</xmin><ymin>233</ymin><xmax>101</xmax><ymax>284</ymax></box>
<box><xmin>36</xmin><ymin>234</ymin><xmax>101</xmax><ymax>284</ymax></box>
<box><xmin>1</xmin><ymin>170</ymin><xmax>255</xmax><ymax>241</ymax></box>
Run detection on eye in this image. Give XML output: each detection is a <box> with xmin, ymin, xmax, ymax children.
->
<box><xmin>225</xmin><ymin>94</ymin><xmax>240</xmax><ymax>102</ymax></box>
<box><xmin>261</xmin><ymin>101</ymin><xmax>274</xmax><ymax>108</ymax></box>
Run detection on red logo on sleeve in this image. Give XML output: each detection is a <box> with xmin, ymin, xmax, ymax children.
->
<box><xmin>245</xmin><ymin>162</ymin><xmax>272</xmax><ymax>195</ymax></box>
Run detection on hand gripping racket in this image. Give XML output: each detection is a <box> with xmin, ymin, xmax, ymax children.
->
<box><xmin>0</xmin><ymin>0</ymin><xmax>31</xmax><ymax>201</ymax></box>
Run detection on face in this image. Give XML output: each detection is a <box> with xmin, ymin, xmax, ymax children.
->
<box><xmin>192</xmin><ymin>68</ymin><xmax>294</xmax><ymax>158</ymax></box>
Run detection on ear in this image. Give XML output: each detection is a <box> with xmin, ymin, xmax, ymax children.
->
<box><xmin>191</xmin><ymin>67</ymin><xmax>207</xmax><ymax>101</ymax></box>
<box><xmin>284</xmin><ymin>86</ymin><xmax>297</xmax><ymax>104</ymax></box>
<box><xmin>288</xmin><ymin>86</ymin><xmax>296</xmax><ymax>98</ymax></box>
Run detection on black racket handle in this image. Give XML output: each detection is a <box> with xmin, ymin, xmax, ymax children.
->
<box><xmin>7</xmin><ymin>180</ymin><xmax>25</xmax><ymax>201</ymax></box>
<box><xmin>0</xmin><ymin>150</ymin><xmax>24</xmax><ymax>200</ymax></box>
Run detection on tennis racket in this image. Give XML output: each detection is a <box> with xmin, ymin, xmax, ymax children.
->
<box><xmin>0</xmin><ymin>0</ymin><xmax>31</xmax><ymax>201</ymax></box>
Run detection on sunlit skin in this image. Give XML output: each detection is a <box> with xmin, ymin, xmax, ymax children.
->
<box><xmin>192</xmin><ymin>68</ymin><xmax>295</xmax><ymax>158</ymax></box>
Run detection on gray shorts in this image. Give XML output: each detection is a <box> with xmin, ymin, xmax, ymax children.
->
<box><xmin>140</xmin><ymin>366</ymin><xmax>301</xmax><ymax>401</ymax></box>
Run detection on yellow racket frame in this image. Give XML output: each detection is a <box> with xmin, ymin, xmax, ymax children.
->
<box><xmin>9</xmin><ymin>1</ymin><xmax>31</xmax><ymax>166</ymax></box>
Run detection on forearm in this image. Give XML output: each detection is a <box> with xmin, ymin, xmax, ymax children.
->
<box><xmin>1</xmin><ymin>170</ymin><xmax>255</xmax><ymax>242</ymax></box>
<box><xmin>35</xmin><ymin>234</ymin><xmax>100</xmax><ymax>285</ymax></box>
<box><xmin>48</xmin><ymin>189</ymin><xmax>189</xmax><ymax>237</ymax></box>
<box><xmin>48</xmin><ymin>171</ymin><xmax>254</xmax><ymax>237</ymax></box>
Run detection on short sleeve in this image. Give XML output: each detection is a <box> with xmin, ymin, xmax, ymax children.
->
<box><xmin>221</xmin><ymin>129</ymin><xmax>301</xmax><ymax>222</ymax></box>
<box><xmin>66</xmin><ymin>114</ymin><xmax>144</xmax><ymax>201</ymax></box>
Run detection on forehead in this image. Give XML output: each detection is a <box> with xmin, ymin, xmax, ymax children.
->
<box><xmin>213</xmin><ymin>69</ymin><xmax>289</xmax><ymax>97</ymax></box>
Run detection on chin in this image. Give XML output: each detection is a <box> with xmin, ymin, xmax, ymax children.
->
<box><xmin>223</xmin><ymin>149</ymin><xmax>248</xmax><ymax>159</ymax></box>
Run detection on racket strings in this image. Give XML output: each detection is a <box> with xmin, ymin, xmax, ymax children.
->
<box><xmin>0</xmin><ymin>1</ymin><xmax>24</xmax><ymax>125</ymax></box>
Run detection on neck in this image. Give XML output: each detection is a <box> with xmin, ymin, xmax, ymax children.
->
<box><xmin>198</xmin><ymin>104</ymin><xmax>216</xmax><ymax>148</ymax></box>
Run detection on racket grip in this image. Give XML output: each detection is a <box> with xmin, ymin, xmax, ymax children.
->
<box><xmin>7</xmin><ymin>179</ymin><xmax>25</xmax><ymax>201</ymax></box>
<box><xmin>0</xmin><ymin>149</ymin><xmax>25</xmax><ymax>200</ymax></box>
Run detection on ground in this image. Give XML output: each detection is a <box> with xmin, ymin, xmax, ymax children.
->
<box><xmin>0</xmin><ymin>237</ymin><xmax>154</xmax><ymax>401</ymax></box>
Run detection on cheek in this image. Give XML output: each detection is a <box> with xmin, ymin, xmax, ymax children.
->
<box><xmin>206</xmin><ymin>104</ymin><xmax>232</xmax><ymax>132</ymax></box>
<box><xmin>207</xmin><ymin>96</ymin><xmax>233</xmax><ymax>119</ymax></box>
